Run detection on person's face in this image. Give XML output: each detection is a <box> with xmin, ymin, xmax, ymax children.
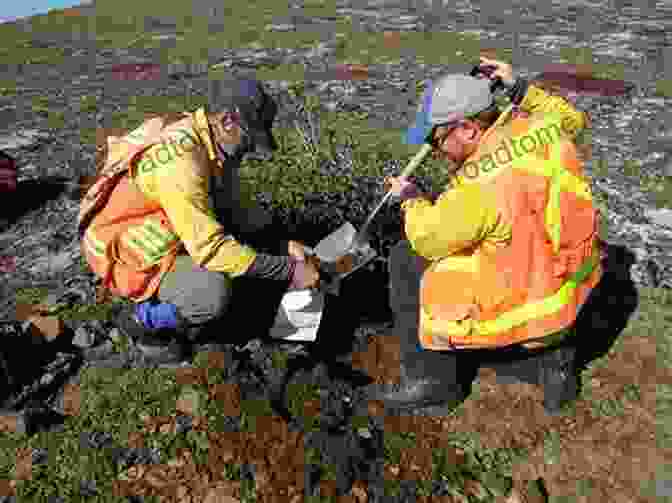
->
<box><xmin>430</xmin><ymin>119</ymin><xmax>484</xmax><ymax>166</ymax></box>
<box><xmin>210</xmin><ymin>111</ymin><xmax>247</xmax><ymax>166</ymax></box>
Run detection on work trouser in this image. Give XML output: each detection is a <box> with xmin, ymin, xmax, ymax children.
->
<box><xmin>387</xmin><ymin>240</ymin><xmax>466</xmax><ymax>380</ymax></box>
<box><xmin>150</xmin><ymin>169</ymin><xmax>286</xmax><ymax>341</ymax></box>
<box><xmin>387</xmin><ymin>240</ymin><xmax>575</xmax><ymax>381</ymax></box>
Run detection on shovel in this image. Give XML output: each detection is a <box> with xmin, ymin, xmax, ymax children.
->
<box><xmin>303</xmin><ymin>143</ymin><xmax>433</xmax><ymax>296</ymax></box>
<box><xmin>302</xmin><ymin>60</ymin><xmax>510</xmax><ymax>291</ymax></box>
<box><xmin>350</xmin><ymin>143</ymin><xmax>433</xmax><ymax>251</ymax></box>
<box><xmin>303</xmin><ymin>221</ymin><xmax>377</xmax><ymax>296</ymax></box>
<box><xmin>344</xmin><ymin>62</ymin><xmax>497</xmax><ymax>252</ymax></box>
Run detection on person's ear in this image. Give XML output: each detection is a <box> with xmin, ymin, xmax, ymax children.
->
<box><xmin>209</xmin><ymin>111</ymin><xmax>242</xmax><ymax>147</ymax></box>
<box><xmin>460</xmin><ymin>120</ymin><xmax>481</xmax><ymax>141</ymax></box>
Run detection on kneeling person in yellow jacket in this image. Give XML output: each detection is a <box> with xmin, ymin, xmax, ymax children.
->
<box><xmin>79</xmin><ymin>78</ymin><xmax>320</xmax><ymax>366</ymax></box>
<box><xmin>371</xmin><ymin>57</ymin><xmax>603</xmax><ymax>414</ymax></box>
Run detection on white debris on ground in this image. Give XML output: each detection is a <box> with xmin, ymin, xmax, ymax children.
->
<box><xmin>0</xmin><ymin>130</ymin><xmax>49</xmax><ymax>151</ymax></box>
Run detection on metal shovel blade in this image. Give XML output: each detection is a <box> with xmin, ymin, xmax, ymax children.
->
<box><xmin>304</xmin><ymin>221</ymin><xmax>378</xmax><ymax>295</ymax></box>
<box><xmin>313</xmin><ymin>221</ymin><xmax>359</xmax><ymax>261</ymax></box>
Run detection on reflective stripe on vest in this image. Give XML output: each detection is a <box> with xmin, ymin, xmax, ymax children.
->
<box><xmin>508</xmin><ymin>136</ymin><xmax>592</xmax><ymax>255</ymax></box>
<box><xmin>122</xmin><ymin>220</ymin><xmax>180</xmax><ymax>266</ymax></box>
<box><xmin>421</xmin><ymin>244</ymin><xmax>599</xmax><ymax>343</ymax></box>
<box><xmin>504</xmin><ymin>118</ymin><xmax>593</xmax><ymax>254</ymax></box>
<box><xmin>466</xmin><ymin>114</ymin><xmax>593</xmax><ymax>252</ymax></box>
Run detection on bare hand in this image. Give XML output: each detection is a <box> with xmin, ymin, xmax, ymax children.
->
<box><xmin>303</xmin><ymin>260</ymin><xmax>321</xmax><ymax>290</ymax></box>
<box><xmin>287</xmin><ymin>240</ymin><xmax>307</xmax><ymax>261</ymax></box>
<box><xmin>289</xmin><ymin>259</ymin><xmax>321</xmax><ymax>291</ymax></box>
<box><xmin>384</xmin><ymin>176</ymin><xmax>414</xmax><ymax>197</ymax></box>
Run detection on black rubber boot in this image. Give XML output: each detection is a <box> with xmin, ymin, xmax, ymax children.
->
<box><xmin>373</xmin><ymin>356</ymin><xmax>469</xmax><ymax>410</ymax></box>
<box><xmin>115</xmin><ymin>306</ymin><xmax>190</xmax><ymax>367</ymax></box>
<box><xmin>368</xmin><ymin>322</ymin><xmax>470</xmax><ymax>411</ymax></box>
<box><xmin>539</xmin><ymin>344</ymin><xmax>579</xmax><ymax>415</ymax></box>
<box><xmin>376</xmin><ymin>240</ymin><xmax>472</xmax><ymax>411</ymax></box>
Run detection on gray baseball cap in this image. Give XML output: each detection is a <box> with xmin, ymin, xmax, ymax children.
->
<box><xmin>404</xmin><ymin>74</ymin><xmax>495</xmax><ymax>145</ymax></box>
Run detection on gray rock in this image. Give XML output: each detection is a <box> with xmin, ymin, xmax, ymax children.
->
<box><xmin>79</xmin><ymin>340</ymin><xmax>117</xmax><ymax>362</ymax></box>
<box><xmin>174</xmin><ymin>414</ymin><xmax>193</xmax><ymax>434</ymax></box>
<box><xmin>357</xmin><ymin>427</ymin><xmax>372</xmax><ymax>438</ymax></box>
<box><xmin>265</xmin><ymin>23</ymin><xmax>296</xmax><ymax>32</ymax></box>
<box><xmin>79</xmin><ymin>479</ymin><xmax>98</xmax><ymax>497</ymax></box>
<box><xmin>0</xmin><ymin>130</ymin><xmax>46</xmax><ymax>150</ymax></box>
<box><xmin>646</xmin><ymin>208</ymin><xmax>672</xmax><ymax>230</ymax></box>
<box><xmin>31</xmin><ymin>447</ymin><xmax>48</xmax><ymax>465</ymax></box>
<box><xmin>72</xmin><ymin>326</ymin><xmax>96</xmax><ymax>348</ymax></box>
<box><xmin>79</xmin><ymin>430</ymin><xmax>115</xmax><ymax>450</ymax></box>
<box><xmin>39</xmin><ymin>373</ymin><xmax>54</xmax><ymax>386</ymax></box>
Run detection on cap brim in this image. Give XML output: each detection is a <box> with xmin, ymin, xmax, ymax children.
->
<box><xmin>403</xmin><ymin>108</ymin><xmax>433</xmax><ymax>145</ymax></box>
<box><xmin>404</xmin><ymin>123</ymin><xmax>432</xmax><ymax>145</ymax></box>
<box><xmin>403</xmin><ymin>81</ymin><xmax>434</xmax><ymax>145</ymax></box>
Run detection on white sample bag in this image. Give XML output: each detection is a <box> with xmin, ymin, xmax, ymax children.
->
<box><xmin>268</xmin><ymin>288</ymin><xmax>325</xmax><ymax>342</ymax></box>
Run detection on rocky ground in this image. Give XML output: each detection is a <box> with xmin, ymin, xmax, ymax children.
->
<box><xmin>0</xmin><ymin>0</ymin><xmax>671</xmax><ymax>501</ymax></box>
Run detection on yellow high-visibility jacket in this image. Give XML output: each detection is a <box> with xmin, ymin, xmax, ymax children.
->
<box><xmin>79</xmin><ymin>107</ymin><xmax>257</xmax><ymax>302</ymax></box>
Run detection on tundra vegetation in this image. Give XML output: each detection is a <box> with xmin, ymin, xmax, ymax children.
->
<box><xmin>0</xmin><ymin>2</ymin><xmax>671</xmax><ymax>501</ymax></box>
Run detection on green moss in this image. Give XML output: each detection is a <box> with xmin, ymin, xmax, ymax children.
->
<box><xmin>0</xmin><ymin>85</ymin><xmax>17</xmax><ymax>97</ymax></box>
<box><xmin>285</xmin><ymin>382</ymin><xmax>321</xmax><ymax>420</ymax></box>
<box><xmin>15</xmin><ymin>286</ymin><xmax>50</xmax><ymax>305</ymax></box>
<box><xmin>78</xmin><ymin>95</ymin><xmax>98</xmax><ymax>113</ymax></box>
<box><xmin>270</xmin><ymin>350</ymin><xmax>288</xmax><ymax>370</ymax></box>
<box><xmin>655</xmin><ymin>79</ymin><xmax>672</xmax><ymax>98</ymax></box>
<box><xmin>383</xmin><ymin>431</ymin><xmax>416</xmax><ymax>465</ymax></box>
<box><xmin>239</xmin><ymin>398</ymin><xmax>274</xmax><ymax>431</ymax></box>
<box><xmin>649</xmin><ymin>179</ymin><xmax>672</xmax><ymax>209</ymax></box>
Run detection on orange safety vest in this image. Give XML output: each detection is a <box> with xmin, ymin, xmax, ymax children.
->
<box><xmin>78</xmin><ymin>113</ymin><xmax>205</xmax><ymax>302</ymax></box>
<box><xmin>418</xmin><ymin>110</ymin><xmax>603</xmax><ymax>351</ymax></box>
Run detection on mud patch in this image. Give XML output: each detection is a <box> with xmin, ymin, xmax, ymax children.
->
<box><xmin>434</xmin><ymin>332</ymin><xmax>668</xmax><ymax>502</ymax></box>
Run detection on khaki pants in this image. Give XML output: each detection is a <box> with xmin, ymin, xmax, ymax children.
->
<box><xmin>156</xmin><ymin>253</ymin><xmax>233</xmax><ymax>329</ymax></box>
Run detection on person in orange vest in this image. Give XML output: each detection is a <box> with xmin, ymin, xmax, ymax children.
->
<box><xmin>79</xmin><ymin>78</ymin><xmax>320</xmax><ymax>366</ymax></box>
<box><xmin>370</xmin><ymin>56</ymin><xmax>604</xmax><ymax>414</ymax></box>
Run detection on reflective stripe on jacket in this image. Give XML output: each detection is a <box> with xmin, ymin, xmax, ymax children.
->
<box><xmin>128</xmin><ymin>108</ymin><xmax>257</xmax><ymax>278</ymax></box>
<box><xmin>416</xmin><ymin>107</ymin><xmax>603</xmax><ymax>350</ymax></box>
